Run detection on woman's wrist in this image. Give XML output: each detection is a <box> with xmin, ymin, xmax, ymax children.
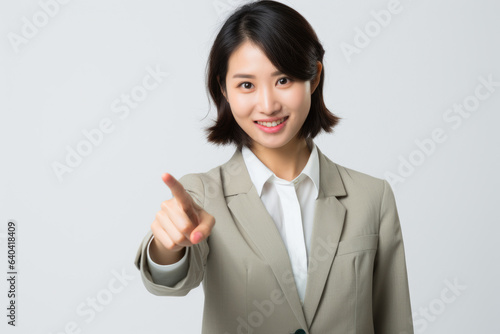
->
<box><xmin>149</xmin><ymin>236</ymin><xmax>186</xmax><ymax>265</ymax></box>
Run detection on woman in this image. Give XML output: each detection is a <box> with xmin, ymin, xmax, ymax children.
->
<box><xmin>134</xmin><ymin>1</ymin><xmax>414</xmax><ymax>333</ymax></box>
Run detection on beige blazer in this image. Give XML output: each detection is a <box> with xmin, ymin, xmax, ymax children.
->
<box><xmin>134</xmin><ymin>145</ymin><xmax>414</xmax><ymax>334</ymax></box>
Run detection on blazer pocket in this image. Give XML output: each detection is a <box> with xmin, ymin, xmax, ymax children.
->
<box><xmin>336</xmin><ymin>234</ymin><xmax>379</xmax><ymax>256</ymax></box>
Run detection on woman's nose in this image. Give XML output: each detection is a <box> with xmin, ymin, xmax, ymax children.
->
<box><xmin>258</xmin><ymin>86</ymin><xmax>279</xmax><ymax>112</ymax></box>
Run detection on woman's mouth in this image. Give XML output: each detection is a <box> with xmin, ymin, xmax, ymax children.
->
<box><xmin>254</xmin><ymin>116</ymin><xmax>289</xmax><ymax>133</ymax></box>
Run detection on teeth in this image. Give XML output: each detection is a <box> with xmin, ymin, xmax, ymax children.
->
<box><xmin>256</xmin><ymin>117</ymin><xmax>286</xmax><ymax>127</ymax></box>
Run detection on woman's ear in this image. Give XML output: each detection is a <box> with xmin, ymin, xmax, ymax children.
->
<box><xmin>310</xmin><ymin>61</ymin><xmax>323</xmax><ymax>95</ymax></box>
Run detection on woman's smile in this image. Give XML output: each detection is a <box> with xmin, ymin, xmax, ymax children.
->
<box><xmin>254</xmin><ymin>115</ymin><xmax>289</xmax><ymax>133</ymax></box>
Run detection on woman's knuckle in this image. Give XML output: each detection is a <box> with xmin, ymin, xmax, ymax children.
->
<box><xmin>164</xmin><ymin>238</ymin><xmax>175</xmax><ymax>250</ymax></box>
<box><xmin>155</xmin><ymin>211</ymin><xmax>162</xmax><ymax>220</ymax></box>
<box><xmin>160</xmin><ymin>201</ymin><xmax>169</xmax><ymax>211</ymax></box>
<box><xmin>150</xmin><ymin>222</ymin><xmax>158</xmax><ymax>234</ymax></box>
<box><xmin>171</xmin><ymin>234</ymin><xmax>184</xmax><ymax>245</ymax></box>
<box><xmin>178</xmin><ymin>223</ymin><xmax>190</xmax><ymax>235</ymax></box>
<box><xmin>177</xmin><ymin>201</ymin><xmax>188</xmax><ymax>213</ymax></box>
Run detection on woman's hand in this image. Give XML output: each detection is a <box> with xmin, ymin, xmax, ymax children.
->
<box><xmin>149</xmin><ymin>173</ymin><xmax>215</xmax><ymax>265</ymax></box>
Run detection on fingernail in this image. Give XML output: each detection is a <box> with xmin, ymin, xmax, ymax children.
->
<box><xmin>193</xmin><ymin>232</ymin><xmax>203</xmax><ymax>243</ymax></box>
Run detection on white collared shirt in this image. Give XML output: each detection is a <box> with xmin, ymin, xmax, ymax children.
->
<box><xmin>147</xmin><ymin>141</ymin><xmax>320</xmax><ymax>304</ymax></box>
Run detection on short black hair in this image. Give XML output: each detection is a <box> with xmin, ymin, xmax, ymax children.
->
<box><xmin>204</xmin><ymin>0</ymin><xmax>341</xmax><ymax>150</ymax></box>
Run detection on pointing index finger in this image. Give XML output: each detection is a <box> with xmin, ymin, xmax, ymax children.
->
<box><xmin>162</xmin><ymin>173</ymin><xmax>193</xmax><ymax>209</ymax></box>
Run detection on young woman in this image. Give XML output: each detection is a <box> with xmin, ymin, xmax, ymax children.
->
<box><xmin>135</xmin><ymin>1</ymin><xmax>414</xmax><ymax>333</ymax></box>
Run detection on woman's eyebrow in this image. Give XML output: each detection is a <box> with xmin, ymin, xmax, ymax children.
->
<box><xmin>232</xmin><ymin>70</ymin><xmax>283</xmax><ymax>79</ymax></box>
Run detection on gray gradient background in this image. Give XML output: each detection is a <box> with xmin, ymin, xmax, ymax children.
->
<box><xmin>1</xmin><ymin>0</ymin><xmax>499</xmax><ymax>333</ymax></box>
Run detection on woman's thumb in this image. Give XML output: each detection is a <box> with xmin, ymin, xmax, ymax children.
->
<box><xmin>190</xmin><ymin>210</ymin><xmax>215</xmax><ymax>244</ymax></box>
<box><xmin>190</xmin><ymin>231</ymin><xmax>204</xmax><ymax>244</ymax></box>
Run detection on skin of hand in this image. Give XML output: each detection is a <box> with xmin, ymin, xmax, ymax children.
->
<box><xmin>149</xmin><ymin>173</ymin><xmax>215</xmax><ymax>264</ymax></box>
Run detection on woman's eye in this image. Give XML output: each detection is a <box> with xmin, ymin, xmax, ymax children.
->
<box><xmin>238</xmin><ymin>77</ymin><xmax>292</xmax><ymax>89</ymax></box>
<box><xmin>237</xmin><ymin>81</ymin><xmax>252</xmax><ymax>89</ymax></box>
<box><xmin>278</xmin><ymin>77</ymin><xmax>291</xmax><ymax>85</ymax></box>
<box><xmin>238</xmin><ymin>82</ymin><xmax>254</xmax><ymax>89</ymax></box>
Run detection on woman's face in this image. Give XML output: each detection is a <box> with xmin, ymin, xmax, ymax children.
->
<box><xmin>222</xmin><ymin>40</ymin><xmax>321</xmax><ymax>151</ymax></box>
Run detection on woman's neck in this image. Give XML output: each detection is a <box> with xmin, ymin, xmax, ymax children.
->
<box><xmin>249</xmin><ymin>137</ymin><xmax>312</xmax><ymax>181</ymax></box>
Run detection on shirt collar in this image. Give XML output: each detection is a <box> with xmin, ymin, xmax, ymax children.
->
<box><xmin>241</xmin><ymin>141</ymin><xmax>320</xmax><ymax>199</ymax></box>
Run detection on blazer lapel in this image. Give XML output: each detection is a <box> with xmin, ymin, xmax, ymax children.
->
<box><xmin>302</xmin><ymin>145</ymin><xmax>346</xmax><ymax>327</ymax></box>
<box><xmin>221</xmin><ymin>145</ymin><xmax>347</xmax><ymax>330</ymax></box>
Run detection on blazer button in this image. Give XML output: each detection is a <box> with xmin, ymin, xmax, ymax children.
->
<box><xmin>294</xmin><ymin>330</ymin><xmax>306</xmax><ymax>334</ymax></box>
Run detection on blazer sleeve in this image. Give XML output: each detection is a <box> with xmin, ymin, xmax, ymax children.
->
<box><xmin>372</xmin><ymin>179</ymin><xmax>414</xmax><ymax>333</ymax></box>
<box><xmin>134</xmin><ymin>173</ymin><xmax>209</xmax><ymax>297</ymax></box>
<box><xmin>146</xmin><ymin>235</ymin><xmax>190</xmax><ymax>286</ymax></box>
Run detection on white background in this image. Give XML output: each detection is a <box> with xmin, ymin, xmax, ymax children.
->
<box><xmin>1</xmin><ymin>0</ymin><xmax>499</xmax><ymax>333</ymax></box>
